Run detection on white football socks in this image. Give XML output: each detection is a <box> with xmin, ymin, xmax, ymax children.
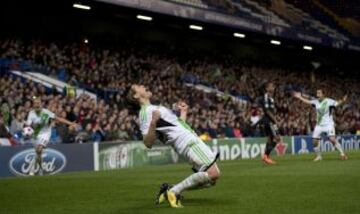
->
<box><xmin>170</xmin><ymin>172</ymin><xmax>211</xmax><ymax>194</ymax></box>
<box><xmin>29</xmin><ymin>156</ymin><xmax>36</xmax><ymax>175</ymax></box>
<box><xmin>313</xmin><ymin>144</ymin><xmax>321</xmax><ymax>158</ymax></box>
<box><xmin>334</xmin><ymin>142</ymin><xmax>345</xmax><ymax>156</ymax></box>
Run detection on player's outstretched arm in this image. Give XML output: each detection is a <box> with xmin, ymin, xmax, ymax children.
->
<box><xmin>336</xmin><ymin>95</ymin><xmax>347</xmax><ymax>106</ymax></box>
<box><xmin>55</xmin><ymin>116</ymin><xmax>77</xmax><ymax>128</ymax></box>
<box><xmin>143</xmin><ymin>110</ymin><xmax>160</xmax><ymax>149</ymax></box>
<box><xmin>293</xmin><ymin>92</ymin><xmax>312</xmax><ymax>105</ymax></box>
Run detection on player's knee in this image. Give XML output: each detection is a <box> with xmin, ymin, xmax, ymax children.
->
<box><xmin>207</xmin><ymin>165</ymin><xmax>220</xmax><ymax>181</ymax></box>
<box><xmin>208</xmin><ymin>172</ymin><xmax>220</xmax><ymax>181</ymax></box>
<box><xmin>212</xmin><ymin>169</ymin><xmax>220</xmax><ymax>181</ymax></box>
<box><xmin>274</xmin><ymin>135</ymin><xmax>281</xmax><ymax>143</ymax></box>
<box><xmin>329</xmin><ymin>136</ymin><xmax>336</xmax><ymax>143</ymax></box>
<box><xmin>312</xmin><ymin>139</ymin><xmax>319</xmax><ymax>146</ymax></box>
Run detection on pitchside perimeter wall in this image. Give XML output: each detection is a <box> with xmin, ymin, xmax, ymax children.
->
<box><xmin>0</xmin><ymin>135</ymin><xmax>359</xmax><ymax>177</ymax></box>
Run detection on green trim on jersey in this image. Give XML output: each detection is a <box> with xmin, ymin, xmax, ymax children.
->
<box><xmin>33</xmin><ymin>112</ymin><xmax>51</xmax><ymax>137</ymax></box>
<box><xmin>140</xmin><ymin>104</ymin><xmax>150</xmax><ymax>122</ymax></box>
<box><xmin>177</xmin><ymin>118</ymin><xmax>195</xmax><ymax>133</ymax></box>
<box><xmin>316</xmin><ymin>99</ymin><xmax>328</xmax><ymax>125</ymax></box>
<box><xmin>188</xmin><ymin>140</ymin><xmax>211</xmax><ymax>164</ymax></box>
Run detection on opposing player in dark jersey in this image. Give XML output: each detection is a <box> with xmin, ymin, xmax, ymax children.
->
<box><xmin>258</xmin><ymin>82</ymin><xmax>283</xmax><ymax>165</ymax></box>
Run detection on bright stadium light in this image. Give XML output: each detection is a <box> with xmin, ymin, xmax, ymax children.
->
<box><xmin>136</xmin><ymin>15</ymin><xmax>153</xmax><ymax>21</ymax></box>
<box><xmin>73</xmin><ymin>3</ymin><xmax>91</xmax><ymax>10</ymax></box>
<box><xmin>84</xmin><ymin>39</ymin><xmax>89</xmax><ymax>44</ymax></box>
<box><xmin>270</xmin><ymin>40</ymin><xmax>281</xmax><ymax>45</ymax></box>
<box><xmin>189</xmin><ymin>25</ymin><xmax>203</xmax><ymax>31</ymax></box>
<box><xmin>303</xmin><ymin>45</ymin><xmax>313</xmax><ymax>51</ymax></box>
<box><xmin>233</xmin><ymin>33</ymin><xmax>246</xmax><ymax>38</ymax></box>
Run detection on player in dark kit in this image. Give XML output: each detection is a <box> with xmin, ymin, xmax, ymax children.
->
<box><xmin>258</xmin><ymin>82</ymin><xmax>283</xmax><ymax>165</ymax></box>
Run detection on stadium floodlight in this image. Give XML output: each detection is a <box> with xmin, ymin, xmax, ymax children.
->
<box><xmin>189</xmin><ymin>25</ymin><xmax>203</xmax><ymax>31</ymax></box>
<box><xmin>270</xmin><ymin>40</ymin><xmax>281</xmax><ymax>45</ymax></box>
<box><xmin>136</xmin><ymin>15</ymin><xmax>153</xmax><ymax>21</ymax></box>
<box><xmin>233</xmin><ymin>33</ymin><xmax>245</xmax><ymax>38</ymax></box>
<box><xmin>303</xmin><ymin>45</ymin><xmax>313</xmax><ymax>51</ymax></box>
<box><xmin>73</xmin><ymin>3</ymin><xmax>91</xmax><ymax>10</ymax></box>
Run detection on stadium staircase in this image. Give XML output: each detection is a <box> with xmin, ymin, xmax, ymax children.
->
<box><xmin>10</xmin><ymin>70</ymin><xmax>97</xmax><ymax>100</ymax></box>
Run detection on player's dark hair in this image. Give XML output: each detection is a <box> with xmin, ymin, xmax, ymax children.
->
<box><xmin>32</xmin><ymin>96</ymin><xmax>41</xmax><ymax>102</ymax></box>
<box><xmin>126</xmin><ymin>87</ymin><xmax>137</xmax><ymax>104</ymax></box>
<box><xmin>124</xmin><ymin>86</ymin><xmax>141</xmax><ymax>112</ymax></box>
<box><xmin>316</xmin><ymin>88</ymin><xmax>326</xmax><ymax>95</ymax></box>
<box><xmin>263</xmin><ymin>81</ymin><xmax>273</xmax><ymax>92</ymax></box>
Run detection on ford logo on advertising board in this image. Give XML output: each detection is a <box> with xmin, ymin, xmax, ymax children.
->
<box><xmin>9</xmin><ymin>148</ymin><xmax>67</xmax><ymax>176</ymax></box>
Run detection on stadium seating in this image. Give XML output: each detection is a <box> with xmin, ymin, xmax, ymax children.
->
<box><xmin>0</xmin><ymin>38</ymin><xmax>359</xmax><ymax>144</ymax></box>
<box><xmin>167</xmin><ymin>0</ymin><xmax>209</xmax><ymax>9</ymax></box>
<box><xmin>166</xmin><ymin>0</ymin><xmax>358</xmax><ymax>42</ymax></box>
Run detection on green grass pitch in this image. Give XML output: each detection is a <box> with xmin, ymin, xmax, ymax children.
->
<box><xmin>0</xmin><ymin>151</ymin><xmax>359</xmax><ymax>214</ymax></box>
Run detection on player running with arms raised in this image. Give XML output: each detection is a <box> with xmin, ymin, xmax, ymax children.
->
<box><xmin>293</xmin><ymin>88</ymin><xmax>348</xmax><ymax>161</ymax></box>
<box><xmin>127</xmin><ymin>84</ymin><xmax>220</xmax><ymax>208</ymax></box>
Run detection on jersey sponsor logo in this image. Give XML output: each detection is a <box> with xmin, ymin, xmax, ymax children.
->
<box><xmin>41</xmin><ymin>113</ymin><xmax>49</xmax><ymax>122</ymax></box>
<box><xmin>317</xmin><ymin>100</ymin><xmax>328</xmax><ymax>125</ymax></box>
<box><xmin>9</xmin><ymin>148</ymin><xmax>67</xmax><ymax>176</ymax></box>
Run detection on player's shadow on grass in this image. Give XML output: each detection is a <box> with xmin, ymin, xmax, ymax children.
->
<box><xmin>121</xmin><ymin>198</ymin><xmax>235</xmax><ymax>213</ymax></box>
<box><xmin>184</xmin><ymin>197</ymin><xmax>234</xmax><ymax>206</ymax></box>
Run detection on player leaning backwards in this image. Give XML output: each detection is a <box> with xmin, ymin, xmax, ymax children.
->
<box><xmin>127</xmin><ymin>84</ymin><xmax>220</xmax><ymax>208</ymax></box>
<box><xmin>293</xmin><ymin>88</ymin><xmax>348</xmax><ymax>161</ymax></box>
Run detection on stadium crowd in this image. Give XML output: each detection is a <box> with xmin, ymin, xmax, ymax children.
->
<box><xmin>0</xmin><ymin>38</ymin><xmax>359</xmax><ymax>144</ymax></box>
<box><xmin>0</xmin><ymin>76</ymin><xmax>139</xmax><ymax>144</ymax></box>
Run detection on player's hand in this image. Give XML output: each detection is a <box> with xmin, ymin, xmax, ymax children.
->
<box><xmin>70</xmin><ymin>122</ymin><xmax>80</xmax><ymax>131</ymax></box>
<box><xmin>273</xmin><ymin>123</ymin><xmax>279</xmax><ymax>132</ymax></box>
<box><xmin>151</xmin><ymin>110</ymin><xmax>161</xmax><ymax>124</ymax></box>
<box><xmin>177</xmin><ymin>101</ymin><xmax>189</xmax><ymax>112</ymax></box>
<box><xmin>292</xmin><ymin>91</ymin><xmax>301</xmax><ymax>99</ymax></box>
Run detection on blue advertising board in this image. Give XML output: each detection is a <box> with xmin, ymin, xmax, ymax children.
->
<box><xmin>293</xmin><ymin>135</ymin><xmax>360</xmax><ymax>155</ymax></box>
<box><xmin>0</xmin><ymin>144</ymin><xmax>94</xmax><ymax>177</ymax></box>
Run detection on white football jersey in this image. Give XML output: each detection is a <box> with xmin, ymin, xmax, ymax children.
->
<box><xmin>310</xmin><ymin>98</ymin><xmax>338</xmax><ymax>126</ymax></box>
<box><xmin>26</xmin><ymin>108</ymin><xmax>56</xmax><ymax>136</ymax></box>
<box><xmin>139</xmin><ymin>104</ymin><xmax>196</xmax><ymax>145</ymax></box>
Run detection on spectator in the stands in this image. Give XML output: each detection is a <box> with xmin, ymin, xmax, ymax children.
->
<box><xmin>0</xmin><ymin>38</ymin><xmax>359</xmax><ymax>143</ymax></box>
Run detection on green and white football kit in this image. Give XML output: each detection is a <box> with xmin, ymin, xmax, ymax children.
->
<box><xmin>310</xmin><ymin>98</ymin><xmax>338</xmax><ymax>139</ymax></box>
<box><xmin>26</xmin><ymin>108</ymin><xmax>55</xmax><ymax>147</ymax></box>
<box><xmin>139</xmin><ymin>104</ymin><xmax>217</xmax><ymax>172</ymax></box>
